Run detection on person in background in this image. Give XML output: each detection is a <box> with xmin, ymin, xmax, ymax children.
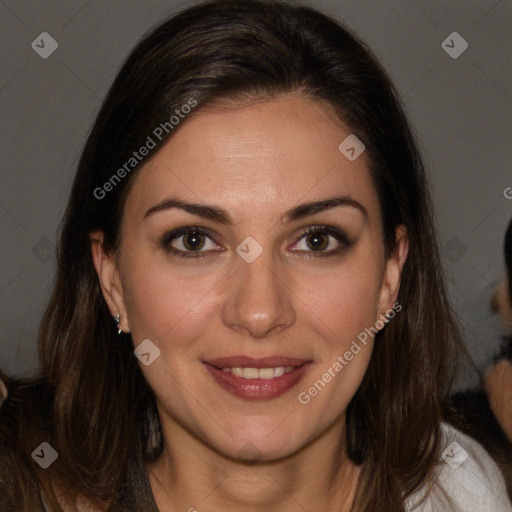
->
<box><xmin>447</xmin><ymin>215</ymin><xmax>512</xmax><ymax>499</ymax></box>
<box><xmin>486</xmin><ymin>216</ymin><xmax>512</xmax><ymax>442</ymax></box>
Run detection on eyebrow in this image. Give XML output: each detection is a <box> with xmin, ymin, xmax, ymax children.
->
<box><xmin>143</xmin><ymin>195</ymin><xmax>368</xmax><ymax>224</ymax></box>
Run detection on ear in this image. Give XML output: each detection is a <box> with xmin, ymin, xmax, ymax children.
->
<box><xmin>377</xmin><ymin>225</ymin><xmax>409</xmax><ymax>318</ymax></box>
<box><xmin>89</xmin><ymin>230</ymin><xmax>130</xmax><ymax>333</ymax></box>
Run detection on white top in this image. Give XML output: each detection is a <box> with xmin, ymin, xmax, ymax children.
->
<box><xmin>406</xmin><ymin>422</ymin><xmax>512</xmax><ymax>511</ymax></box>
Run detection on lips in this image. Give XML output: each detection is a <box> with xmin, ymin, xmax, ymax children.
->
<box><xmin>202</xmin><ymin>356</ymin><xmax>312</xmax><ymax>400</ymax></box>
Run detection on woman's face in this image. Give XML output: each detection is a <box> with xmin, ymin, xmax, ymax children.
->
<box><xmin>92</xmin><ymin>94</ymin><xmax>408</xmax><ymax>461</ymax></box>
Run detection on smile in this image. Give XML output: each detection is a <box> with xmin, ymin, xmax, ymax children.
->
<box><xmin>202</xmin><ymin>356</ymin><xmax>312</xmax><ymax>400</ymax></box>
<box><xmin>221</xmin><ymin>366</ymin><xmax>296</xmax><ymax>379</ymax></box>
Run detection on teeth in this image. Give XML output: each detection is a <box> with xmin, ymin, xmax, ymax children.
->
<box><xmin>232</xmin><ymin>367</ymin><xmax>243</xmax><ymax>377</ymax></box>
<box><xmin>274</xmin><ymin>366</ymin><xmax>285</xmax><ymax>377</ymax></box>
<box><xmin>220</xmin><ymin>366</ymin><xmax>298</xmax><ymax>379</ymax></box>
<box><xmin>243</xmin><ymin>368</ymin><xmax>259</xmax><ymax>379</ymax></box>
<box><xmin>258</xmin><ymin>368</ymin><xmax>274</xmax><ymax>379</ymax></box>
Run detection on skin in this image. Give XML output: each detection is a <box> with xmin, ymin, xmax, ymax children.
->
<box><xmin>0</xmin><ymin>379</ymin><xmax>7</xmax><ymax>406</ymax></box>
<box><xmin>487</xmin><ymin>279</ymin><xmax>512</xmax><ymax>443</ymax></box>
<box><xmin>90</xmin><ymin>94</ymin><xmax>409</xmax><ymax>511</ymax></box>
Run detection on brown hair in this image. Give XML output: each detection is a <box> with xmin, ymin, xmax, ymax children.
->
<box><xmin>1</xmin><ymin>0</ymin><xmax>468</xmax><ymax>510</ymax></box>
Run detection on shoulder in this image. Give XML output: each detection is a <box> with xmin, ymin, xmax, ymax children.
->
<box><xmin>0</xmin><ymin>374</ymin><xmax>108</xmax><ymax>512</ymax></box>
<box><xmin>406</xmin><ymin>422</ymin><xmax>512</xmax><ymax>512</ymax></box>
<box><xmin>0</xmin><ymin>423</ymin><xmax>45</xmax><ymax>511</ymax></box>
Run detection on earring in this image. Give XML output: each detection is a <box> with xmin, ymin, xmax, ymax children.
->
<box><xmin>114</xmin><ymin>313</ymin><xmax>123</xmax><ymax>334</ymax></box>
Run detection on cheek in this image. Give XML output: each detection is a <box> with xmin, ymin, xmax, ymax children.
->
<box><xmin>295</xmin><ymin>280</ymin><xmax>377</xmax><ymax>429</ymax></box>
<box><xmin>293</xmin><ymin>255</ymin><xmax>382</xmax><ymax>411</ymax></box>
<box><xmin>122</xmin><ymin>254</ymin><xmax>224</xmax><ymax>347</ymax></box>
<box><xmin>300</xmin><ymin>262</ymin><xmax>383</xmax><ymax>347</ymax></box>
<box><xmin>122</xmin><ymin>242</ymin><xmax>383</xmax><ymax>365</ymax></box>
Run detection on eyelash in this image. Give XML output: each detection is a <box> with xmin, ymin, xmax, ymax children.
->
<box><xmin>159</xmin><ymin>225</ymin><xmax>353</xmax><ymax>259</ymax></box>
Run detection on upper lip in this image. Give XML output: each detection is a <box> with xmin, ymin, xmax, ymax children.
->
<box><xmin>204</xmin><ymin>356</ymin><xmax>311</xmax><ymax>369</ymax></box>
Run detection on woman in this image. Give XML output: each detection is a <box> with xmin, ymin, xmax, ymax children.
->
<box><xmin>1</xmin><ymin>0</ymin><xmax>511</xmax><ymax>510</ymax></box>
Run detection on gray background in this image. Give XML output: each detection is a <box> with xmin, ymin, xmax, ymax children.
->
<box><xmin>1</xmin><ymin>0</ymin><xmax>511</xmax><ymax>389</ymax></box>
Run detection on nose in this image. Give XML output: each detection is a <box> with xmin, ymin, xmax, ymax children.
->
<box><xmin>222</xmin><ymin>251</ymin><xmax>296</xmax><ymax>339</ymax></box>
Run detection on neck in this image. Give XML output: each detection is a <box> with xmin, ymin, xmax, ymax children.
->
<box><xmin>148</xmin><ymin>413</ymin><xmax>360</xmax><ymax>512</ymax></box>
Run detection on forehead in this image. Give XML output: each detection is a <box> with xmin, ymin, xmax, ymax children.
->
<box><xmin>123</xmin><ymin>94</ymin><xmax>379</xmax><ymax>224</ymax></box>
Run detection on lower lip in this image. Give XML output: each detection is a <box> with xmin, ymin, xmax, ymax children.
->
<box><xmin>203</xmin><ymin>363</ymin><xmax>312</xmax><ymax>400</ymax></box>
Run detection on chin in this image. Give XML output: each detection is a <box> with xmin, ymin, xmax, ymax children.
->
<box><xmin>201</xmin><ymin>419</ymin><xmax>309</xmax><ymax>463</ymax></box>
<box><xmin>225</xmin><ymin>436</ymin><xmax>303</xmax><ymax>462</ymax></box>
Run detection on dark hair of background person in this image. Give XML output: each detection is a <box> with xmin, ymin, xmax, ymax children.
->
<box><xmin>506</xmin><ymin>218</ymin><xmax>512</xmax><ymax>305</ymax></box>
<box><xmin>0</xmin><ymin>0</ymin><xmax>472</xmax><ymax>510</ymax></box>
<box><xmin>496</xmin><ymin>216</ymin><xmax>512</xmax><ymax>362</ymax></box>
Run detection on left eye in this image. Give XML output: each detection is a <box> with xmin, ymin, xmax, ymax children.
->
<box><xmin>291</xmin><ymin>226</ymin><xmax>351</xmax><ymax>256</ymax></box>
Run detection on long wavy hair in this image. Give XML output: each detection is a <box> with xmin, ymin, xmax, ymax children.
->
<box><xmin>0</xmin><ymin>0</ymin><xmax>468</xmax><ymax>510</ymax></box>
